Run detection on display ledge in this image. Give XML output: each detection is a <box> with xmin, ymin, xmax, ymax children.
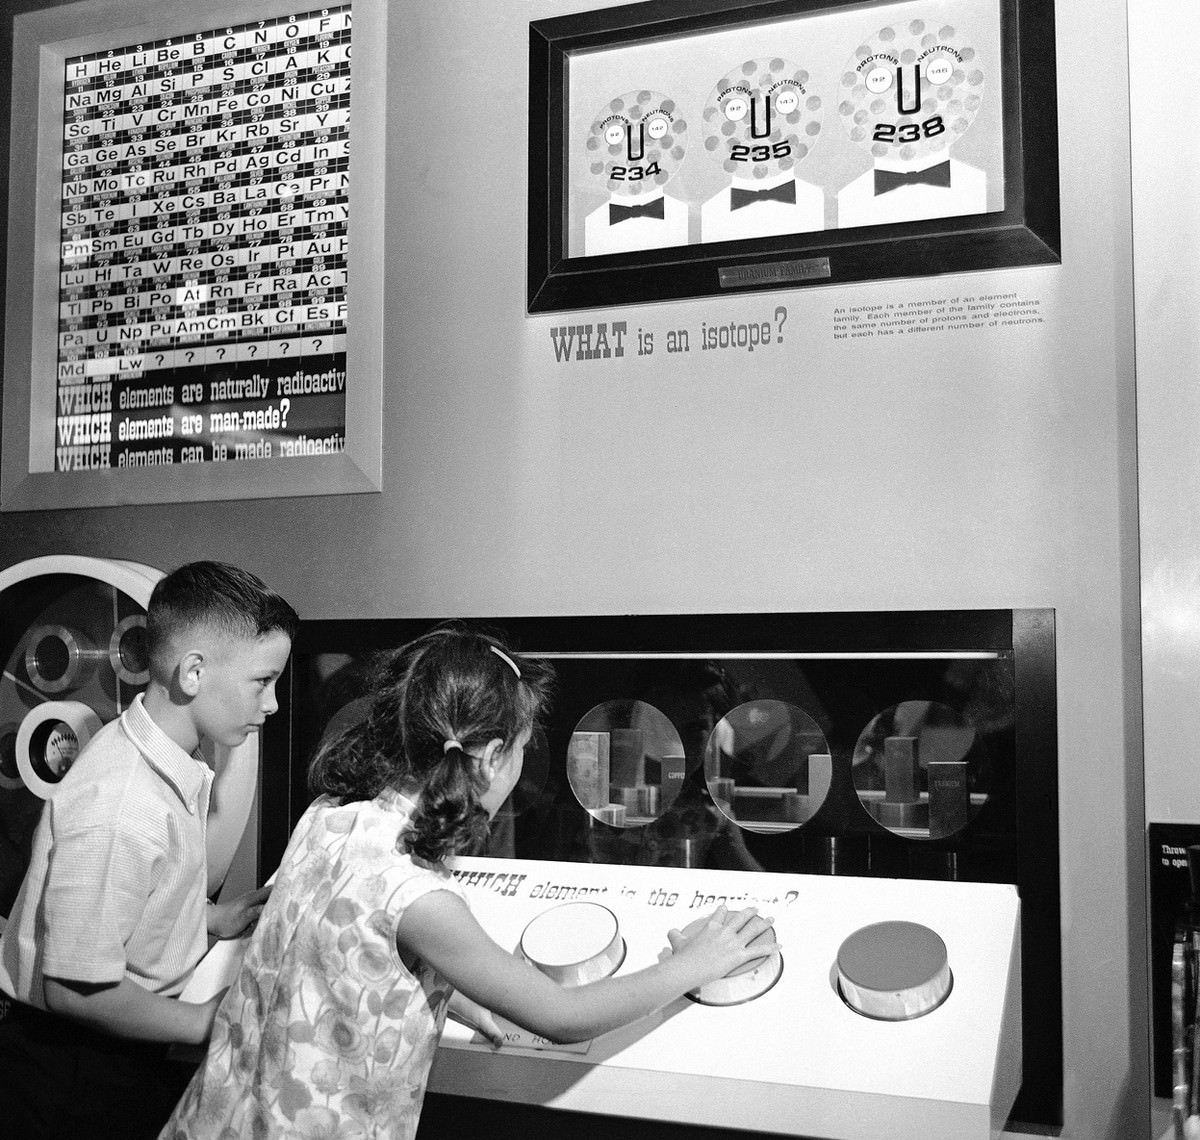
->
<box><xmin>430</xmin><ymin>857</ymin><xmax>1022</xmax><ymax>1140</ymax></box>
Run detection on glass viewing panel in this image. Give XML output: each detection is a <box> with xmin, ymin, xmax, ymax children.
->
<box><xmin>283</xmin><ymin>643</ymin><xmax>1018</xmax><ymax>879</ymax></box>
<box><xmin>501</xmin><ymin>649</ymin><xmax>1011</xmax><ymax>876</ymax></box>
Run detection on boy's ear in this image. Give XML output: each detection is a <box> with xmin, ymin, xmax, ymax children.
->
<box><xmin>178</xmin><ymin>650</ymin><xmax>205</xmax><ymax>697</ymax></box>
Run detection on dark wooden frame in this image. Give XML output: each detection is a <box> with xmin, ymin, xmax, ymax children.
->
<box><xmin>527</xmin><ymin>0</ymin><xmax>1059</xmax><ymax>313</ymax></box>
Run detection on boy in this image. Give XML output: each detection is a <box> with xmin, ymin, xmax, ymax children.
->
<box><xmin>0</xmin><ymin>560</ymin><xmax>298</xmax><ymax>1139</ymax></box>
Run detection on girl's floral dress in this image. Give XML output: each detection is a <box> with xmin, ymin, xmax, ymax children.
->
<box><xmin>161</xmin><ymin>788</ymin><xmax>466</xmax><ymax>1140</ymax></box>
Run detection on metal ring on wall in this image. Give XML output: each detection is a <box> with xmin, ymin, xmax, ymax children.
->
<box><xmin>109</xmin><ymin>614</ymin><xmax>150</xmax><ymax>686</ymax></box>
<box><xmin>24</xmin><ymin>624</ymin><xmax>100</xmax><ymax>694</ymax></box>
<box><xmin>15</xmin><ymin>700</ymin><xmax>104</xmax><ymax>799</ymax></box>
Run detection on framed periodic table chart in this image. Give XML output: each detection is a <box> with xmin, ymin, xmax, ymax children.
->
<box><xmin>1</xmin><ymin>0</ymin><xmax>385</xmax><ymax>510</ymax></box>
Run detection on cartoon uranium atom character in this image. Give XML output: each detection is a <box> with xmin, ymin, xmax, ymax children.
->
<box><xmin>836</xmin><ymin>19</ymin><xmax>988</xmax><ymax>228</ymax></box>
<box><xmin>699</xmin><ymin>57</ymin><xmax>824</xmax><ymax>243</ymax></box>
<box><xmin>582</xmin><ymin>90</ymin><xmax>689</xmax><ymax>256</ymax></box>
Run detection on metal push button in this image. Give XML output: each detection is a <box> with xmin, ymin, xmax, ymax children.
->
<box><xmin>836</xmin><ymin>920</ymin><xmax>952</xmax><ymax>1020</ymax></box>
<box><xmin>519</xmin><ymin>901</ymin><xmax>626</xmax><ymax>986</ymax></box>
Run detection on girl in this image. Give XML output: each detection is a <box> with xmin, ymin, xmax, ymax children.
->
<box><xmin>161</xmin><ymin>627</ymin><xmax>775</xmax><ymax>1140</ymax></box>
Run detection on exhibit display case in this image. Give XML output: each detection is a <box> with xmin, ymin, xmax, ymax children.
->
<box><xmin>259</xmin><ymin>608</ymin><xmax>1059</xmax><ymax>1134</ymax></box>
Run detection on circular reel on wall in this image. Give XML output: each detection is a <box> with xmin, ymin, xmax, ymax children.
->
<box><xmin>0</xmin><ymin>556</ymin><xmax>258</xmax><ymax>927</ymax></box>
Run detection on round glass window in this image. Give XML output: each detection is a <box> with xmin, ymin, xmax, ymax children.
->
<box><xmin>567</xmin><ymin>699</ymin><xmax>686</xmax><ymax>827</ymax></box>
<box><xmin>851</xmin><ymin>700</ymin><xmax>988</xmax><ymax>839</ymax></box>
<box><xmin>703</xmin><ymin>699</ymin><xmax>832</xmax><ymax>835</ymax></box>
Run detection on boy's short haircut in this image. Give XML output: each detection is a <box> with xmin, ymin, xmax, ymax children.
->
<box><xmin>146</xmin><ymin>560</ymin><xmax>299</xmax><ymax>673</ymax></box>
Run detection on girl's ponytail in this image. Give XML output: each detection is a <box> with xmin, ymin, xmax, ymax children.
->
<box><xmin>405</xmin><ymin>739</ymin><xmax>490</xmax><ymax>861</ymax></box>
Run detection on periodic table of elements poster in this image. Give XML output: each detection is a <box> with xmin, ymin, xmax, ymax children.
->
<box><xmin>56</xmin><ymin>5</ymin><xmax>351</xmax><ymax>475</ymax></box>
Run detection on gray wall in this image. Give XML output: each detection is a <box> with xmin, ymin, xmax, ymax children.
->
<box><xmin>1134</xmin><ymin>5</ymin><xmax>1200</xmax><ymax>1134</ymax></box>
<box><xmin>0</xmin><ymin>0</ymin><xmax>1147</xmax><ymax>1136</ymax></box>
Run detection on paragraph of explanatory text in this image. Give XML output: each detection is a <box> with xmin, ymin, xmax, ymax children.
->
<box><xmin>832</xmin><ymin>293</ymin><xmax>1044</xmax><ymax>340</ymax></box>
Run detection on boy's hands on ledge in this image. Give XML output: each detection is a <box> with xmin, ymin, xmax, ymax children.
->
<box><xmin>207</xmin><ymin>884</ymin><xmax>271</xmax><ymax>940</ymax></box>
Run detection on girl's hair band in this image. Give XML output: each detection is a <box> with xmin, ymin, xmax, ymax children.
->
<box><xmin>490</xmin><ymin>645</ymin><xmax>521</xmax><ymax>678</ymax></box>
<box><xmin>443</xmin><ymin>739</ymin><xmax>463</xmax><ymax>754</ymax></box>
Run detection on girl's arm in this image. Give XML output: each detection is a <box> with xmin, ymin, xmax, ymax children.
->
<box><xmin>396</xmin><ymin>893</ymin><xmax>773</xmax><ymax>1044</ymax></box>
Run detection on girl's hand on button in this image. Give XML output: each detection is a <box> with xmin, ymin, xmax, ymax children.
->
<box><xmin>667</xmin><ymin>905</ymin><xmax>778</xmax><ymax>983</ymax></box>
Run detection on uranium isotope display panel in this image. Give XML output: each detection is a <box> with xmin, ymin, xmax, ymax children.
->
<box><xmin>56</xmin><ymin>5</ymin><xmax>351</xmax><ymax>473</ymax></box>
